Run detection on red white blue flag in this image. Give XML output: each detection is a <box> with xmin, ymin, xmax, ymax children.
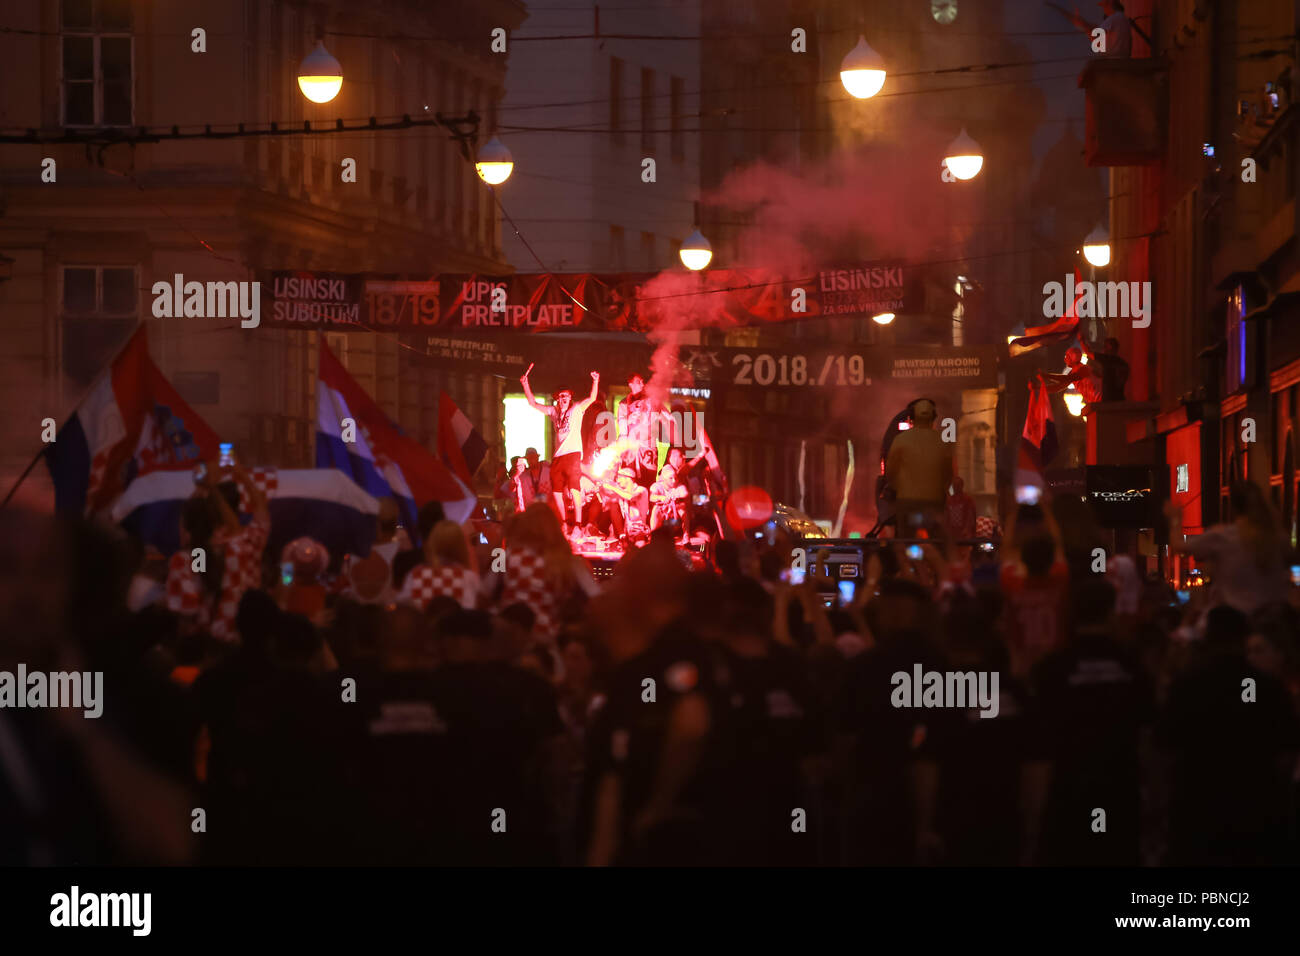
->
<box><xmin>437</xmin><ymin>392</ymin><xmax>488</xmax><ymax>485</ymax></box>
<box><xmin>315</xmin><ymin>341</ymin><xmax>475</xmax><ymax>530</ymax></box>
<box><xmin>1009</xmin><ymin>269</ymin><xmax>1085</xmax><ymax>357</ymax></box>
<box><xmin>45</xmin><ymin>327</ymin><xmax>219</xmax><ymax>516</ymax></box>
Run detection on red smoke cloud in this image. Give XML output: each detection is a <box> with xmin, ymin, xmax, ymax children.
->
<box><xmin>637</xmin><ymin>138</ymin><xmax>957</xmax><ymax>409</ymax></box>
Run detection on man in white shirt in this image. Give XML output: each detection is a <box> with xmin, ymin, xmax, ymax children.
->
<box><xmin>617</xmin><ymin>372</ymin><xmax>677</xmax><ymax>488</ymax></box>
<box><xmin>521</xmin><ymin>367</ymin><xmax>600</xmax><ymax>535</ymax></box>
<box><xmin>1070</xmin><ymin>0</ymin><xmax>1132</xmax><ymax>58</ymax></box>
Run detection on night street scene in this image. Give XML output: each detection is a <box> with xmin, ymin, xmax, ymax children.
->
<box><xmin>0</xmin><ymin>0</ymin><xmax>1297</xmax><ymax>934</ymax></box>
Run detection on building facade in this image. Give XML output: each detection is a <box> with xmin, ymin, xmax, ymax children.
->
<box><xmin>1099</xmin><ymin>0</ymin><xmax>1299</xmax><ymax>575</ymax></box>
<box><xmin>0</xmin><ymin>0</ymin><xmax>523</xmax><ymax>504</ymax></box>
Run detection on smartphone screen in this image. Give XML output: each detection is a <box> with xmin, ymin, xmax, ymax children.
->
<box><xmin>1175</xmin><ymin>589</ymin><xmax>1190</xmax><ymax>605</ymax></box>
<box><xmin>1015</xmin><ymin>485</ymin><xmax>1041</xmax><ymax>506</ymax></box>
<box><xmin>1290</xmin><ymin>565</ymin><xmax>1300</xmax><ymax>586</ymax></box>
<box><xmin>906</xmin><ymin>544</ymin><xmax>923</xmax><ymax>561</ymax></box>
<box><xmin>788</xmin><ymin>567</ymin><xmax>805</xmax><ymax>585</ymax></box>
<box><xmin>219</xmin><ymin>442</ymin><xmax>234</xmax><ymax>468</ymax></box>
<box><xmin>837</xmin><ymin>580</ymin><xmax>855</xmax><ymax>604</ymax></box>
<box><xmin>281</xmin><ymin>562</ymin><xmax>294</xmax><ymax>586</ymax></box>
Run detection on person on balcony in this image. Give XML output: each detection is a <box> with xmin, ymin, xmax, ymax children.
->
<box><xmin>1067</xmin><ymin>1</ymin><xmax>1132</xmax><ymax>58</ymax></box>
<box><xmin>1091</xmin><ymin>337</ymin><xmax>1131</xmax><ymax>402</ymax></box>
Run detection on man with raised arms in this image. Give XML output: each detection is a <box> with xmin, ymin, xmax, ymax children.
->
<box><xmin>521</xmin><ymin>364</ymin><xmax>600</xmax><ymax>537</ymax></box>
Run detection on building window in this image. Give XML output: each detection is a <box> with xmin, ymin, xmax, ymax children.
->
<box><xmin>609</xmin><ymin>225</ymin><xmax>625</xmax><ymax>271</ymax></box>
<box><xmin>670</xmin><ymin>76</ymin><xmax>684</xmax><ymax>161</ymax></box>
<box><xmin>1274</xmin><ymin>393</ymin><xmax>1283</xmax><ymax>476</ymax></box>
<box><xmin>640</xmin><ymin>232</ymin><xmax>656</xmax><ymax>270</ymax></box>
<box><xmin>609</xmin><ymin>58</ymin><xmax>624</xmax><ymax>142</ymax></box>
<box><xmin>641</xmin><ymin>67</ymin><xmax>656</xmax><ymax>152</ymax></box>
<box><xmin>61</xmin><ymin>0</ymin><xmax>133</xmax><ymax>127</ymax></box>
<box><xmin>1226</xmin><ymin>285</ymin><xmax>1246</xmax><ymax>393</ymax></box>
<box><xmin>60</xmin><ymin>265</ymin><xmax>137</xmax><ymax>387</ymax></box>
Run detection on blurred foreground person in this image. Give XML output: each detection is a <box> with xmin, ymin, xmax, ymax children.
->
<box><xmin>583</xmin><ymin>538</ymin><xmax>729</xmax><ymax>865</ymax></box>
<box><xmin>834</xmin><ymin>579</ymin><xmax>949</xmax><ymax>865</ymax></box>
<box><xmin>1028</xmin><ymin>579</ymin><xmax>1153</xmax><ymax>866</ymax></box>
<box><xmin>1159</xmin><ymin>605</ymin><xmax>1299</xmax><ymax>865</ymax></box>
<box><xmin>1172</xmin><ymin>482</ymin><xmax>1289</xmax><ymax>618</ymax></box>
<box><xmin>194</xmin><ymin>592</ymin><xmax>347</xmax><ymax>864</ymax></box>
<box><xmin>0</xmin><ymin>510</ymin><xmax>193</xmax><ymax>865</ymax></box>
<box><xmin>708</xmin><ymin>574</ymin><xmax>823</xmax><ymax>865</ymax></box>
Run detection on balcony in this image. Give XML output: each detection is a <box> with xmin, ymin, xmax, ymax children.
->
<box><xmin>1078</xmin><ymin>57</ymin><xmax>1168</xmax><ymax>167</ymax></box>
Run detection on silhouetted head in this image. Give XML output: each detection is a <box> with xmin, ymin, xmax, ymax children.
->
<box><xmin>912</xmin><ymin>399</ymin><xmax>936</xmax><ymax>426</ymax></box>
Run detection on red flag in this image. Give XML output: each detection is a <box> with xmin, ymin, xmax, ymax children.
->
<box><xmin>1017</xmin><ymin>380</ymin><xmax>1059</xmax><ymax>487</ymax></box>
<box><xmin>1009</xmin><ymin>269</ymin><xmax>1084</xmax><ymax>356</ymax></box>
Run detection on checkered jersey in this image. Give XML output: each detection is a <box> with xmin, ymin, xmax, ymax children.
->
<box><xmin>241</xmin><ymin>467</ymin><xmax>278</xmax><ymax>511</ymax></box>
<box><xmin>398</xmin><ymin>564</ymin><xmax>480</xmax><ymax>611</ymax></box>
<box><xmin>975</xmin><ymin>515</ymin><xmax>1002</xmax><ymax>540</ymax></box>
<box><xmin>499</xmin><ymin>547</ymin><xmax>560</xmax><ymax>640</ymax></box>
<box><xmin>164</xmin><ymin>516</ymin><xmax>269</xmax><ymax>642</ymax></box>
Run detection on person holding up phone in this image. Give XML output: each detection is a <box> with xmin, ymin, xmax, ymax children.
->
<box><xmin>998</xmin><ymin>491</ymin><xmax>1069</xmax><ymax>679</ymax></box>
<box><xmin>165</xmin><ymin>458</ymin><xmax>271</xmax><ymax>643</ymax></box>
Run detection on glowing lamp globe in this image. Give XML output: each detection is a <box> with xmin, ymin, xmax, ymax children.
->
<box><xmin>1082</xmin><ymin>223</ymin><xmax>1111</xmax><ymax>267</ymax></box>
<box><xmin>297</xmin><ymin>41</ymin><xmax>342</xmax><ymax>104</ymax></box>
<box><xmin>840</xmin><ymin>36</ymin><xmax>887</xmax><ymax>99</ymax></box>
<box><xmin>475</xmin><ymin>137</ymin><xmax>514</xmax><ymax>185</ymax></box>
<box><xmin>943</xmin><ymin>128</ymin><xmax>983</xmax><ymax>180</ymax></box>
<box><xmin>679</xmin><ymin>229</ymin><xmax>712</xmax><ymax>271</ymax></box>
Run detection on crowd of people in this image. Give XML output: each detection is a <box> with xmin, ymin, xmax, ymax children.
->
<box><xmin>2</xmin><ymin>441</ymin><xmax>1298</xmax><ymax>865</ymax></box>
<box><xmin>495</xmin><ymin>368</ymin><xmax>720</xmax><ymax>551</ymax></box>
